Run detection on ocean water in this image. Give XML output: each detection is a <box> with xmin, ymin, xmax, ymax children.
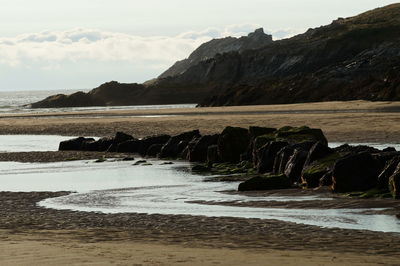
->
<box><xmin>0</xmin><ymin>90</ymin><xmax>196</xmax><ymax>114</ymax></box>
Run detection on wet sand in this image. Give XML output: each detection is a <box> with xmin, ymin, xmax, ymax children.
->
<box><xmin>1</xmin><ymin>100</ymin><xmax>400</xmax><ymax>142</ymax></box>
<box><xmin>0</xmin><ymin>192</ymin><xmax>399</xmax><ymax>265</ymax></box>
<box><xmin>1</xmin><ymin>101</ymin><xmax>400</xmax><ymax>265</ymax></box>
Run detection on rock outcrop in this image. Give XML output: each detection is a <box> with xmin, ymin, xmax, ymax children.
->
<box><xmin>158</xmin><ymin>28</ymin><xmax>273</xmax><ymax>79</ymax></box>
<box><xmin>57</xmin><ymin>125</ymin><xmax>400</xmax><ymax>198</ymax></box>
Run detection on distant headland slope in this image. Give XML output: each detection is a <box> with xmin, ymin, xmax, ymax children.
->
<box><xmin>31</xmin><ymin>4</ymin><xmax>400</xmax><ymax>108</ymax></box>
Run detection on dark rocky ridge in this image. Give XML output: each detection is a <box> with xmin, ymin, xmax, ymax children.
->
<box><xmin>31</xmin><ymin>4</ymin><xmax>400</xmax><ymax>108</ymax></box>
<box><xmin>158</xmin><ymin>28</ymin><xmax>273</xmax><ymax>79</ymax></box>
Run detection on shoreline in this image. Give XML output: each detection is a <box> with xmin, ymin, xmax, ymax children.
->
<box><xmin>0</xmin><ymin>101</ymin><xmax>400</xmax><ymax>143</ymax></box>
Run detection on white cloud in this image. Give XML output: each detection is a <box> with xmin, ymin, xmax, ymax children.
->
<box><xmin>0</xmin><ymin>25</ymin><xmax>301</xmax><ymax>67</ymax></box>
<box><xmin>0</xmin><ymin>25</ymin><xmax>303</xmax><ymax>90</ymax></box>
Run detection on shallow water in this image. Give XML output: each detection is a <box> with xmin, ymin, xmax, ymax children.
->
<box><xmin>0</xmin><ymin>158</ymin><xmax>398</xmax><ymax>233</ymax></box>
<box><xmin>0</xmin><ymin>135</ymin><xmax>78</xmax><ymax>152</ymax></box>
<box><xmin>0</xmin><ymin>134</ymin><xmax>399</xmax><ymax>232</ymax></box>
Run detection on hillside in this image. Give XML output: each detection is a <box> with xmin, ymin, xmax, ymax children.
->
<box><xmin>31</xmin><ymin>4</ymin><xmax>400</xmax><ymax>108</ymax></box>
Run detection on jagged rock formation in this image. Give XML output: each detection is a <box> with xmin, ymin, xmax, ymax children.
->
<box><xmin>31</xmin><ymin>4</ymin><xmax>400</xmax><ymax>108</ymax></box>
<box><xmin>158</xmin><ymin>28</ymin><xmax>273</xmax><ymax>79</ymax></box>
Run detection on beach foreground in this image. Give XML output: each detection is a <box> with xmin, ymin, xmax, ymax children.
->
<box><xmin>0</xmin><ymin>192</ymin><xmax>399</xmax><ymax>265</ymax></box>
<box><xmin>1</xmin><ymin>101</ymin><xmax>400</xmax><ymax>265</ymax></box>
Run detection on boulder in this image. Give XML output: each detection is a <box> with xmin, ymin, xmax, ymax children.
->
<box><xmin>146</xmin><ymin>144</ymin><xmax>164</xmax><ymax>157</ymax></box>
<box><xmin>96</xmin><ymin>137</ymin><xmax>114</xmax><ymax>151</ymax></box>
<box><xmin>81</xmin><ymin>139</ymin><xmax>99</xmax><ymax>151</ymax></box>
<box><xmin>334</xmin><ymin>144</ymin><xmax>380</xmax><ymax>154</ymax></box>
<box><xmin>59</xmin><ymin>137</ymin><xmax>95</xmax><ymax>151</ymax></box>
<box><xmin>188</xmin><ymin>134</ymin><xmax>219</xmax><ymax>162</ymax></box>
<box><xmin>304</xmin><ymin>142</ymin><xmax>334</xmax><ymax>167</ymax></box>
<box><xmin>252</xmin><ymin>134</ymin><xmax>277</xmax><ymax>165</ymax></box>
<box><xmin>372</xmin><ymin>151</ymin><xmax>400</xmax><ymax>170</ymax></box>
<box><xmin>273</xmin><ymin>141</ymin><xmax>315</xmax><ymax>175</ymax></box>
<box><xmin>257</xmin><ymin>141</ymin><xmax>289</xmax><ymax>173</ymax></box>
<box><xmin>275</xmin><ymin>126</ymin><xmax>328</xmax><ymax>145</ymax></box>
<box><xmin>302</xmin><ymin>152</ymin><xmax>341</xmax><ymax>188</ymax></box>
<box><xmin>389</xmin><ymin>162</ymin><xmax>400</xmax><ymax>199</ymax></box>
<box><xmin>378</xmin><ymin>156</ymin><xmax>400</xmax><ymax>189</ymax></box>
<box><xmin>238</xmin><ymin>174</ymin><xmax>291</xmax><ymax>191</ymax></box>
<box><xmin>248</xmin><ymin>126</ymin><xmax>276</xmax><ymax>139</ymax></box>
<box><xmin>217</xmin><ymin>127</ymin><xmax>250</xmax><ymax>163</ymax></box>
<box><xmin>107</xmin><ymin>132</ymin><xmax>135</xmax><ymax>152</ymax></box>
<box><xmin>159</xmin><ymin>130</ymin><xmax>200</xmax><ymax>158</ymax></box>
<box><xmin>207</xmin><ymin>145</ymin><xmax>219</xmax><ymax>163</ymax></box>
<box><xmin>137</xmin><ymin>134</ymin><xmax>171</xmax><ymax>156</ymax></box>
<box><xmin>332</xmin><ymin>152</ymin><xmax>381</xmax><ymax>193</ymax></box>
<box><xmin>284</xmin><ymin>149</ymin><xmax>309</xmax><ymax>183</ymax></box>
<box><xmin>117</xmin><ymin>140</ymin><xmax>141</xmax><ymax>153</ymax></box>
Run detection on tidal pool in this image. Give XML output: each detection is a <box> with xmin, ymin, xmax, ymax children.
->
<box><xmin>0</xmin><ymin>158</ymin><xmax>398</xmax><ymax>233</ymax></box>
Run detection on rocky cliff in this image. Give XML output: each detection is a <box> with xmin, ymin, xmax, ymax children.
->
<box><xmin>158</xmin><ymin>28</ymin><xmax>273</xmax><ymax>79</ymax></box>
<box><xmin>31</xmin><ymin>4</ymin><xmax>400</xmax><ymax>108</ymax></box>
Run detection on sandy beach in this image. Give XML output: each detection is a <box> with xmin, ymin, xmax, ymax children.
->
<box><xmin>1</xmin><ymin>100</ymin><xmax>400</xmax><ymax>143</ymax></box>
<box><xmin>1</xmin><ymin>101</ymin><xmax>400</xmax><ymax>265</ymax></box>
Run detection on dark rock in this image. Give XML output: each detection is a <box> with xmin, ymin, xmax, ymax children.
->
<box><xmin>81</xmin><ymin>139</ymin><xmax>99</xmax><ymax>151</ymax></box>
<box><xmin>96</xmin><ymin>137</ymin><xmax>114</xmax><ymax>152</ymax></box>
<box><xmin>59</xmin><ymin>137</ymin><xmax>95</xmax><ymax>151</ymax></box>
<box><xmin>133</xmin><ymin>160</ymin><xmax>147</xmax><ymax>165</ymax></box>
<box><xmin>273</xmin><ymin>141</ymin><xmax>316</xmax><ymax>174</ymax></box>
<box><xmin>217</xmin><ymin>127</ymin><xmax>250</xmax><ymax>163</ymax></box>
<box><xmin>389</xmin><ymin>162</ymin><xmax>400</xmax><ymax>199</ymax></box>
<box><xmin>319</xmin><ymin>171</ymin><xmax>333</xmax><ymax>187</ymax></box>
<box><xmin>188</xmin><ymin>134</ymin><xmax>219</xmax><ymax>162</ymax></box>
<box><xmin>146</xmin><ymin>144</ymin><xmax>164</xmax><ymax>157</ymax></box>
<box><xmin>137</xmin><ymin>134</ymin><xmax>171</xmax><ymax>156</ymax></box>
<box><xmin>257</xmin><ymin>141</ymin><xmax>289</xmax><ymax>173</ymax></box>
<box><xmin>117</xmin><ymin>140</ymin><xmax>141</xmax><ymax>153</ymax></box>
<box><xmin>159</xmin><ymin>28</ymin><xmax>273</xmax><ymax>79</ymax></box>
<box><xmin>275</xmin><ymin>126</ymin><xmax>328</xmax><ymax>146</ymax></box>
<box><xmin>332</xmin><ymin>152</ymin><xmax>381</xmax><ymax>193</ymax></box>
<box><xmin>378</xmin><ymin>156</ymin><xmax>400</xmax><ymax>189</ymax></box>
<box><xmin>284</xmin><ymin>149</ymin><xmax>309</xmax><ymax>183</ymax></box>
<box><xmin>248</xmin><ymin>126</ymin><xmax>276</xmax><ymax>139</ymax></box>
<box><xmin>238</xmin><ymin>174</ymin><xmax>291</xmax><ymax>191</ymax></box>
<box><xmin>160</xmin><ymin>162</ymin><xmax>174</xmax><ymax>165</ymax></box>
<box><xmin>122</xmin><ymin>157</ymin><xmax>135</xmax><ymax>161</ymax></box>
<box><xmin>207</xmin><ymin>145</ymin><xmax>219</xmax><ymax>163</ymax></box>
<box><xmin>159</xmin><ymin>130</ymin><xmax>200</xmax><ymax>159</ymax></box>
<box><xmin>304</xmin><ymin>142</ymin><xmax>334</xmax><ymax>167</ymax></box>
<box><xmin>302</xmin><ymin>152</ymin><xmax>342</xmax><ymax>188</ymax></box>
<box><xmin>383</xmin><ymin>147</ymin><xmax>396</xmax><ymax>152</ymax></box>
<box><xmin>192</xmin><ymin>164</ymin><xmax>211</xmax><ymax>172</ymax></box>
<box><xmin>372</xmin><ymin>151</ymin><xmax>400</xmax><ymax>169</ymax></box>
<box><xmin>334</xmin><ymin>144</ymin><xmax>380</xmax><ymax>154</ymax></box>
<box><xmin>252</xmin><ymin>134</ymin><xmax>277</xmax><ymax>166</ymax></box>
<box><xmin>108</xmin><ymin>132</ymin><xmax>135</xmax><ymax>152</ymax></box>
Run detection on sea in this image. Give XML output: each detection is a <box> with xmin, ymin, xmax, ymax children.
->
<box><xmin>0</xmin><ymin>89</ymin><xmax>197</xmax><ymax>114</ymax></box>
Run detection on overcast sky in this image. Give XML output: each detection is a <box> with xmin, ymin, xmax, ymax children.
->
<box><xmin>0</xmin><ymin>0</ymin><xmax>397</xmax><ymax>91</ymax></box>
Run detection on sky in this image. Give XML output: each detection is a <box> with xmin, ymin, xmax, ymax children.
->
<box><xmin>0</xmin><ymin>0</ymin><xmax>398</xmax><ymax>91</ymax></box>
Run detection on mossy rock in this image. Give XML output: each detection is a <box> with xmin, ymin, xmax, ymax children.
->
<box><xmin>249</xmin><ymin>126</ymin><xmax>277</xmax><ymax>138</ymax></box>
<box><xmin>253</xmin><ymin>134</ymin><xmax>276</xmax><ymax>150</ymax></box>
<box><xmin>192</xmin><ymin>164</ymin><xmax>211</xmax><ymax>172</ymax></box>
<box><xmin>275</xmin><ymin>126</ymin><xmax>328</xmax><ymax>145</ymax></box>
<box><xmin>302</xmin><ymin>153</ymin><xmax>341</xmax><ymax>188</ymax></box>
<box><xmin>238</xmin><ymin>174</ymin><xmax>291</xmax><ymax>191</ymax></box>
